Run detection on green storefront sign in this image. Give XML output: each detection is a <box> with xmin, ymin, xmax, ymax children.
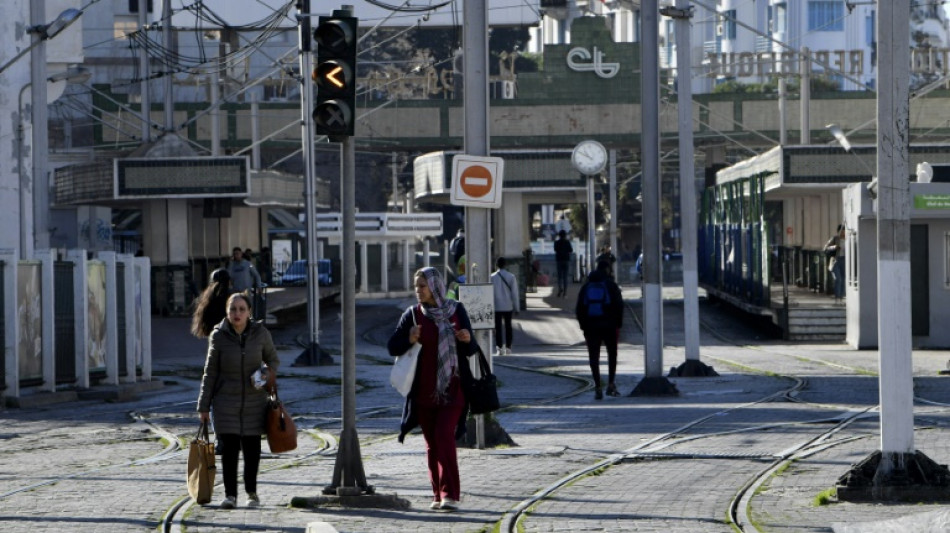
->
<box><xmin>914</xmin><ymin>194</ymin><xmax>950</xmax><ymax>209</ymax></box>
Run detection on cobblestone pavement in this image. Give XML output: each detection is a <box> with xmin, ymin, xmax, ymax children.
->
<box><xmin>2</xmin><ymin>284</ymin><xmax>950</xmax><ymax>533</ymax></box>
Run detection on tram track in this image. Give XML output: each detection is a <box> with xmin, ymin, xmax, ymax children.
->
<box><xmin>4</xmin><ymin>300</ymin><xmax>948</xmax><ymax>533</ymax></box>
<box><xmin>496</xmin><ymin>299</ymin><xmax>950</xmax><ymax>533</ymax></box>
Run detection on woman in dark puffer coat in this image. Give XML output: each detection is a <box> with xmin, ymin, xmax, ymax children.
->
<box><xmin>197</xmin><ymin>293</ymin><xmax>279</xmax><ymax>509</ymax></box>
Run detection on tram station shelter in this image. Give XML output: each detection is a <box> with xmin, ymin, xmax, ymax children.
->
<box><xmin>705</xmin><ymin>144</ymin><xmax>950</xmax><ymax>345</ymax></box>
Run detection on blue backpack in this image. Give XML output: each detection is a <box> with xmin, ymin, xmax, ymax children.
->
<box><xmin>583</xmin><ymin>281</ymin><xmax>610</xmax><ymax>317</ymax></box>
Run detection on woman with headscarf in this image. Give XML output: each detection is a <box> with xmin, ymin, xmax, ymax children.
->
<box><xmin>387</xmin><ymin>267</ymin><xmax>480</xmax><ymax>512</ymax></box>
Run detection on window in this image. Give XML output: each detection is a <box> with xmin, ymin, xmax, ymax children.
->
<box><xmin>723</xmin><ymin>10</ymin><xmax>737</xmax><ymax>40</ymax></box>
<box><xmin>776</xmin><ymin>3</ymin><xmax>787</xmax><ymax>34</ymax></box>
<box><xmin>665</xmin><ymin>20</ymin><xmax>674</xmax><ymax>64</ymax></box>
<box><xmin>808</xmin><ymin>1</ymin><xmax>844</xmax><ymax>31</ymax></box>
<box><xmin>945</xmin><ymin>232</ymin><xmax>950</xmax><ymax>288</ymax></box>
<box><xmin>856</xmin><ymin>230</ymin><xmax>858</xmax><ymax>288</ymax></box>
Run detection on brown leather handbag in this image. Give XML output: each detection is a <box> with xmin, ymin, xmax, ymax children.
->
<box><xmin>265</xmin><ymin>382</ymin><xmax>297</xmax><ymax>453</ymax></box>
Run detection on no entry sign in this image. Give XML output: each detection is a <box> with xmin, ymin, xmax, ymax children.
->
<box><xmin>450</xmin><ymin>154</ymin><xmax>504</xmax><ymax>208</ymax></box>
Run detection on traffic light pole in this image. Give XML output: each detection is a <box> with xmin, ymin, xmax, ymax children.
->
<box><xmin>324</xmin><ymin>134</ymin><xmax>371</xmax><ymax>495</ymax></box>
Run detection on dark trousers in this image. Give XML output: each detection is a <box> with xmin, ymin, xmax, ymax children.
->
<box><xmin>417</xmin><ymin>400</ymin><xmax>465</xmax><ymax>501</ymax></box>
<box><xmin>556</xmin><ymin>260</ymin><xmax>570</xmax><ymax>292</ymax></box>
<box><xmin>218</xmin><ymin>434</ymin><xmax>262</xmax><ymax>498</ymax></box>
<box><xmin>494</xmin><ymin>311</ymin><xmax>513</xmax><ymax>349</ymax></box>
<box><xmin>583</xmin><ymin>327</ymin><xmax>618</xmax><ymax>389</ymax></box>
<box><xmin>832</xmin><ymin>258</ymin><xmax>845</xmax><ymax>298</ymax></box>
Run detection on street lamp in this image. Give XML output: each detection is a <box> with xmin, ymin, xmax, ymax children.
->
<box><xmin>0</xmin><ymin>8</ymin><xmax>82</xmax><ymax>75</ymax></box>
<box><xmin>17</xmin><ymin>67</ymin><xmax>91</xmax><ymax>258</ymax></box>
<box><xmin>827</xmin><ymin>123</ymin><xmax>877</xmax><ymax>197</ymax></box>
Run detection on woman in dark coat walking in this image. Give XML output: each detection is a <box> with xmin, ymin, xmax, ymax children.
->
<box><xmin>387</xmin><ymin>267</ymin><xmax>479</xmax><ymax>511</ymax></box>
<box><xmin>197</xmin><ymin>293</ymin><xmax>279</xmax><ymax>509</ymax></box>
<box><xmin>191</xmin><ymin>268</ymin><xmax>234</xmax><ymax>338</ymax></box>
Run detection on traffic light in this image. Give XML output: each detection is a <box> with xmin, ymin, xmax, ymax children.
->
<box><xmin>313</xmin><ymin>11</ymin><xmax>357</xmax><ymax>139</ymax></box>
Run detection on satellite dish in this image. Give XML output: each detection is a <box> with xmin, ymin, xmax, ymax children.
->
<box><xmin>917</xmin><ymin>162</ymin><xmax>933</xmax><ymax>183</ymax></box>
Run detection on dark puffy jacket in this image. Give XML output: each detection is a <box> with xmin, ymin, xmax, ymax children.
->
<box><xmin>575</xmin><ymin>268</ymin><xmax>624</xmax><ymax>331</ymax></box>
<box><xmin>197</xmin><ymin>319</ymin><xmax>279</xmax><ymax>436</ymax></box>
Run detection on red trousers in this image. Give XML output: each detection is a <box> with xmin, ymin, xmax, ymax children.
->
<box><xmin>417</xmin><ymin>400</ymin><xmax>465</xmax><ymax>501</ymax></box>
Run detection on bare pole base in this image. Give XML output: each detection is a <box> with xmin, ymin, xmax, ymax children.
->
<box><xmin>322</xmin><ymin>426</ymin><xmax>372</xmax><ymax>496</ymax></box>
<box><xmin>457</xmin><ymin>415</ymin><xmax>516</xmax><ymax>449</ymax></box>
<box><xmin>668</xmin><ymin>360</ymin><xmax>719</xmax><ymax>377</ymax></box>
<box><xmin>629</xmin><ymin>376</ymin><xmax>679</xmax><ymax>397</ymax></box>
<box><xmin>292</xmin><ymin>342</ymin><xmax>334</xmax><ymax>367</ymax></box>
<box><xmin>836</xmin><ymin>450</ymin><xmax>950</xmax><ymax>502</ymax></box>
<box><xmin>290</xmin><ymin>493</ymin><xmax>408</xmax><ymax>509</ymax></box>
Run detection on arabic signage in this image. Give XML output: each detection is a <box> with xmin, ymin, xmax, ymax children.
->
<box><xmin>914</xmin><ymin>194</ymin><xmax>950</xmax><ymax>209</ymax></box>
<box><xmin>705</xmin><ymin>49</ymin><xmax>864</xmax><ymax>78</ymax></box>
<box><xmin>566</xmin><ymin>46</ymin><xmax>619</xmax><ymax>78</ymax></box>
<box><xmin>706</xmin><ymin>47</ymin><xmax>950</xmax><ymax>78</ymax></box>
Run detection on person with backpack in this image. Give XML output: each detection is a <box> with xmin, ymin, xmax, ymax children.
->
<box><xmin>575</xmin><ymin>260</ymin><xmax>624</xmax><ymax>400</ymax></box>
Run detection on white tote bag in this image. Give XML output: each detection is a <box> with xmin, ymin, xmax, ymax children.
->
<box><xmin>390</xmin><ymin>307</ymin><xmax>420</xmax><ymax>396</ymax></box>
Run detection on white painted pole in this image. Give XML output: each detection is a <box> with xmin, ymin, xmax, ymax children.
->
<box><xmin>674</xmin><ymin>0</ymin><xmax>700</xmax><ymax>362</ymax></box>
<box><xmin>876</xmin><ymin>0</ymin><xmax>914</xmax><ymax>457</ymax></box>
<box><xmin>641</xmin><ymin>0</ymin><xmax>664</xmax><ymax>378</ymax></box>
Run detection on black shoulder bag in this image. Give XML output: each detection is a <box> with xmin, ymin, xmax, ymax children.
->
<box><xmin>463</xmin><ymin>348</ymin><xmax>500</xmax><ymax>414</ymax></box>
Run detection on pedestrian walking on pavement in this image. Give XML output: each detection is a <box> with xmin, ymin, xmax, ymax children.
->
<box><xmin>387</xmin><ymin>267</ymin><xmax>480</xmax><ymax>511</ymax></box>
<box><xmin>595</xmin><ymin>245</ymin><xmax>617</xmax><ymax>279</ymax></box>
<box><xmin>227</xmin><ymin>247</ymin><xmax>263</xmax><ymax>293</ymax></box>
<box><xmin>554</xmin><ymin>230</ymin><xmax>573</xmax><ymax>297</ymax></box>
<box><xmin>491</xmin><ymin>256</ymin><xmax>520</xmax><ymax>355</ymax></box>
<box><xmin>197</xmin><ymin>293</ymin><xmax>280</xmax><ymax>509</ymax></box>
<box><xmin>190</xmin><ymin>268</ymin><xmax>235</xmax><ymax>338</ymax></box>
<box><xmin>575</xmin><ymin>260</ymin><xmax>624</xmax><ymax>400</ymax></box>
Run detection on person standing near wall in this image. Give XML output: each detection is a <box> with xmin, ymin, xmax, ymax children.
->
<box><xmin>491</xmin><ymin>257</ymin><xmax>520</xmax><ymax>356</ymax></box>
<box><xmin>554</xmin><ymin>230</ymin><xmax>573</xmax><ymax>297</ymax></box>
<box><xmin>825</xmin><ymin>224</ymin><xmax>847</xmax><ymax>304</ymax></box>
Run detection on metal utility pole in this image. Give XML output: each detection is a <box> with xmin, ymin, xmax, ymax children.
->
<box><xmin>162</xmin><ymin>0</ymin><xmax>173</xmax><ymax>131</ymax></box>
<box><xmin>296</xmin><ymin>0</ymin><xmax>327</xmax><ymax>366</ymax></box>
<box><xmin>463</xmin><ymin>0</ymin><xmax>491</xmax><ymax>449</ymax></box>
<box><xmin>661</xmin><ymin>1</ymin><xmax>714</xmax><ymax>377</ymax></box>
<box><xmin>799</xmin><ymin>47</ymin><xmax>810</xmax><ymax>144</ymax></box>
<box><xmin>30</xmin><ymin>0</ymin><xmax>49</xmax><ymax>252</ymax></box>
<box><xmin>138</xmin><ymin>0</ymin><xmax>150</xmax><ymax>142</ymax></box>
<box><xmin>632</xmin><ymin>0</ymin><xmax>677</xmax><ymax>396</ymax></box>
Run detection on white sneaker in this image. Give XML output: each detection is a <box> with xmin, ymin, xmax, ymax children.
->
<box><xmin>219</xmin><ymin>495</ymin><xmax>236</xmax><ymax>509</ymax></box>
<box><xmin>493</xmin><ymin>348</ymin><xmax>503</xmax><ymax>357</ymax></box>
<box><xmin>440</xmin><ymin>498</ymin><xmax>459</xmax><ymax>511</ymax></box>
<box><xmin>246</xmin><ymin>493</ymin><xmax>260</xmax><ymax>508</ymax></box>
<box><xmin>504</xmin><ymin>347</ymin><xmax>512</xmax><ymax>356</ymax></box>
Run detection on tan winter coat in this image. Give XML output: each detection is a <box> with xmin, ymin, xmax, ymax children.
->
<box><xmin>197</xmin><ymin>319</ymin><xmax>279</xmax><ymax>436</ymax></box>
